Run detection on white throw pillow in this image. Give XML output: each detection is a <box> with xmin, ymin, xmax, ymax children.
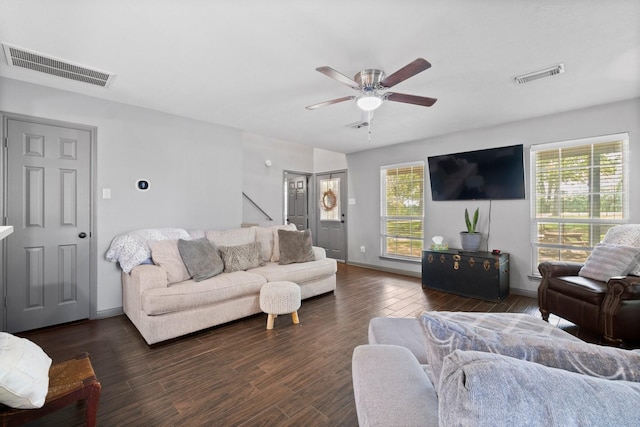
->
<box><xmin>602</xmin><ymin>225</ymin><xmax>640</xmax><ymax>276</ymax></box>
<box><xmin>0</xmin><ymin>332</ymin><xmax>52</xmax><ymax>409</ymax></box>
<box><xmin>149</xmin><ymin>239</ymin><xmax>190</xmax><ymax>284</ymax></box>
<box><xmin>252</xmin><ymin>227</ymin><xmax>275</xmax><ymax>262</ymax></box>
<box><xmin>578</xmin><ymin>243</ymin><xmax>640</xmax><ymax>282</ymax></box>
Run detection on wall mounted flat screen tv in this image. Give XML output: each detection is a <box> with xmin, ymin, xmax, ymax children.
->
<box><xmin>428</xmin><ymin>144</ymin><xmax>525</xmax><ymax>201</ymax></box>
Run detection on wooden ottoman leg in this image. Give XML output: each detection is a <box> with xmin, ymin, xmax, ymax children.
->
<box><xmin>267</xmin><ymin>314</ymin><xmax>275</xmax><ymax>330</ymax></box>
<box><xmin>291</xmin><ymin>311</ymin><xmax>299</xmax><ymax>324</ymax></box>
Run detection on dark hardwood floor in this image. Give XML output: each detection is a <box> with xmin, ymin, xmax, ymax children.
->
<box><xmin>16</xmin><ymin>263</ymin><xmax>616</xmax><ymax>426</ymax></box>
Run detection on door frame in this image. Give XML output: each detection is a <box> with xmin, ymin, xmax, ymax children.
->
<box><xmin>0</xmin><ymin>112</ymin><xmax>98</xmax><ymax>331</ymax></box>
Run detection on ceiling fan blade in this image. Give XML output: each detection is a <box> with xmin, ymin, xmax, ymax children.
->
<box><xmin>386</xmin><ymin>92</ymin><xmax>437</xmax><ymax>107</ymax></box>
<box><xmin>316</xmin><ymin>66</ymin><xmax>361</xmax><ymax>89</ymax></box>
<box><xmin>306</xmin><ymin>96</ymin><xmax>356</xmax><ymax>110</ymax></box>
<box><xmin>380</xmin><ymin>58</ymin><xmax>431</xmax><ymax>88</ymax></box>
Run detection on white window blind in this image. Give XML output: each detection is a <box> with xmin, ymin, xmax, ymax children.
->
<box><xmin>530</xmin><ymin>133</ymin><xmax>629</xmax><ymax>273</ymax></box>
<box><xmin>380</xmin><ymin>161</ymin><xmax>424</xmax><ymax>260</ymax></box>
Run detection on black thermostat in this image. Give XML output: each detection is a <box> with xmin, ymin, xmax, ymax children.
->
<box><xmin>136</xmin><ymin>179</ymin><xmax>150</xmax><ymax>191</ymax></box>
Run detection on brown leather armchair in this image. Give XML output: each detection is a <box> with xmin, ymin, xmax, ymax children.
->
<box><xmin>538</xmin><ymin>261</ymin><xmax>640</xmax><ymax>344</ymax></box>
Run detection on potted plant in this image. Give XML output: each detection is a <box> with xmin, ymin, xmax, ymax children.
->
<box><xmin>460</xmin><ymin>207</ymin><xmax>481</xmax><ymax>252</ymax></box>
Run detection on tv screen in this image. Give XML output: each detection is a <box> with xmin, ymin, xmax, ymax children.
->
<box><xmin>428</xmin><ymin>144</ymin><xmax>525</xmax><ymax>201</ymax></box>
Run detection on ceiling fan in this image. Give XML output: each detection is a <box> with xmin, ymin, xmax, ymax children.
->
<box><xmin>306</xmin><ymin>58</ymin><xmax>437</xmax><ymax>112</ymax></box>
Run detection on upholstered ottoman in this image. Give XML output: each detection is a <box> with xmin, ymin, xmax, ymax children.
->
<box><xmin>259</xmin><ymin>281</ymin><xmax>301</xmax><ymax>329</ymax></box>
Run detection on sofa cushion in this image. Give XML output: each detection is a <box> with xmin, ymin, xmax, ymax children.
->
<box><xmin>252</xmin><ymin>227</ymin><xmax>275</xmax><ymax>262</ymax></box>
<box><xmin>419</xmin><ymin>311</ymin><xmax>640</xmax><ymax>394</ymax></box>
<box><xmin>249</xmin><ymin>258</ymin><xmax>337</xmax><ymax>284</ymax></box>
<box><xmin>141</xmin><ymin>270</ymin><xmax>267</xmax><ymax>315</ymax></box>
<box><xmin>0</xmin><ymin>333</ymin><xmax>52</xmax><ymax>409</ymax></box>
<box><xmin>218</xmin><ymin>242</ymin><xmax>264</xmax><ymax>273</ymax></box>
<box><xmin>270</xmin><ymin>224</ymin><xmax>297</xmax><ymax>262</ymax></box>
<box><xmin>368</xmin><ymin>317</ymin><xmax>429</xmax><ymax>364</ymax></box>
<box><xmin>206</xmin><ymin>227</ymin><xmax>256</xmax><ymax>247</ymax></box>
<box><xmin>278</xmin><ymin>229</ymin><xmax>315</xmax><ymax>265</ymax></box>
<box><xmin>547</xmin><ymin>275</ymin><xmax>607</xmax><ymax>304</ymax></box>
<box><xmin>149</xmin><ymin>239</ymin><xmax>190</xmax><ymax>284</ymax></box>
<box><xmin>178</xmin><ymin>238</ymin><xmax>224</xmax><ymax>282</ymax></box>
<box><xmin>578</xmin><ymin>243</ymin><xmax>640</xmax><ymax>281</ymax></box>
<box><xmin>439</xmin><ymin>350</ymin><xmax>640</xmax><ymax>427</ymax></box>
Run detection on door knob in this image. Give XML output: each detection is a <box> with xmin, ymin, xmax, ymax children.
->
<box><xmin>78</xmin><ymin>232</ymin><xmax>87</xmax><ymax>239</ymax></box>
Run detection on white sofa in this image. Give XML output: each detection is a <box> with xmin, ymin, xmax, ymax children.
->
<box><xmin>353</xmin><ymin>312</ymin><xmax>640</xmax><ymax>426</ymax></box>
<box><xmin>116</xmin><ymin>225</ymin><xmax>337</xmax><ymax>344</ymax></box>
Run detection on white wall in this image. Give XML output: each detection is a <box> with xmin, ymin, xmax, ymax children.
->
<box><xmin>241</xmin><ymin>132</ymin><xmax>314</xmax><ymax>225</ymax></box>
<box><xmin>0</xmin><ymin>78</ymin><xmax>340</xmax><ymax>320</ymax></box>
<box><xmin>314</xmin><ymin>147</ymin><xmax>348</xmax><ymax>173</ymax></box>
<box><xmin>347</xmin><ymin>97</ymin><xmax>640</xmax><ymax>296</ymax></box>
<box><xmin>0</xmin><ymin>77</ymin><xmax>244</xmax><ymax>314</ymax></box>
<box><xmin>3</xmin><ymin>75</ymin><xmax>636</xmax><ymax>315</ymax></box>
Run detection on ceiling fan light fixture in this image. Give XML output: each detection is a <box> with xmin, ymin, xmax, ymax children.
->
<box><xmin>356</xmin><ymin>94</ymin><xmax>383</xmax><ymax>111</ymax></box>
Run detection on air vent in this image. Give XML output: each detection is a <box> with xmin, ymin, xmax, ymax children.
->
<box><xmin>2</xmin><ymin>43</ymin><xmax>116</xmax><ymax>88</ymax></box>
<box><xmin>514</xmin><ymin>63</ymin><xmax>564</xmax><ymax>84</ymax></box>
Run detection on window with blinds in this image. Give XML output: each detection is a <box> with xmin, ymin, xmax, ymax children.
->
<box><xmin>380</xmin><ymin>162</ymin><xmax>424</xmax><ymax>260</ymax></box>
<box><xmin>530</xmin><ymin>133</ymin><xmax>629</xmax><ymax>273</ymax></box>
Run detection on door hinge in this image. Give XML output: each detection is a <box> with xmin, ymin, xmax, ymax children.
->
<box><xmin>3</xmin><ymin>137</ymin><xmax>7</xmax><ymax>148</ymax></box>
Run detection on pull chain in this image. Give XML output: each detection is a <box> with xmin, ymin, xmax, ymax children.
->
<box><xmin>368</xmin><ymin>111</ymin><xmax>373</xmax><ymax>143</ymax></box>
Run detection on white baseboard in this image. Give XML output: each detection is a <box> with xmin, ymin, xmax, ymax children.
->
<box><xmin>96</xmin><ymin>306</ymin><xmax>124</xmax><ymax>319</ymax></box>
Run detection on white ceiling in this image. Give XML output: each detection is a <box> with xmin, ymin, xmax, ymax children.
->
<box><xmin>1</xmin><ymin>0</ymin><xmax>639</xmax><ymax>154</ymax></box>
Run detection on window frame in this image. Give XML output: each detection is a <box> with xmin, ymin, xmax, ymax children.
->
<box><xmin>529</xmin><ymin>132</ymin><xmax>629</xmax><ymax>275</ymax></box>
<box><xmin>380</xmin><ymin>161</ymin><xmax>425</xmax><ymax>262</ymax></box>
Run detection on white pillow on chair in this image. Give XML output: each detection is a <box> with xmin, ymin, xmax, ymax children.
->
<box><xmin>0</xmin><ymin>332</ymin><xmax>52</xmax><ymax>409</ymax></box>
<box><xmin>578</xmin><ymin>243</ymin><xmax>640</xmax><ymax>281</ymax></box>
<box><xmin>601</xmin><ymin>225</ymin><xmax>640</xmax><ymax>276</ymax></box>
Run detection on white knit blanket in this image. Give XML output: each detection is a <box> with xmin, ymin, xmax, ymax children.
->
<box><xmin>105</xmin><ymin>228</ymin><xmax>190</xmax><ymax>273</ymax></box>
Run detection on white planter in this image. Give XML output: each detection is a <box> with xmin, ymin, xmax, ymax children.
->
<box><xmin>460</xmin><ymin>232</ymin><xmax>481</xmax><ymax>252</ymax></box>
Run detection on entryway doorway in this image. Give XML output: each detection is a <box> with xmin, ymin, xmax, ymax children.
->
<box><xmin>284</xmin><ymin>172</ymin><xmax>310</xmax><ymax>230</ymax></box>
<box><xmin>2</xmin><ymin>114</ymin><xmax>95</xmax><ymax>333</ymax></box>
<box><xmin>316</xmin><ymin>170</ymin><xmax>347</xmax><ymax>262</ymax></box>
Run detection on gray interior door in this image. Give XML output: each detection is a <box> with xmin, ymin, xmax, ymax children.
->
<box><xmin>316</xmin><ymin>171</ymin><xmax>347</xmax><ymax>261</ymax></box>
<box><xmin>286</xmin><ymin>176</ymin><xmax>308</xmax><ymax>230</ymax></box>
<box><xmin>5</xmin><ymin>118</ymin><xmax>91</xmax><ymax>332</ymax></box>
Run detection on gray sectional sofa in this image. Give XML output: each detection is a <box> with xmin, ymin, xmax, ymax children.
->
<box><xmin>113</xmin><ymin>225</ymin><xmax>337</xmax><ymax>344</ymax></box>
<box><xmin>353</xmin><ymin>312</ymin><xmax>640</xmax><ymax>427</ymax></box>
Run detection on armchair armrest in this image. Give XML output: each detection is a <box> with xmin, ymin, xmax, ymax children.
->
<box><xmin>537</xmin><ymin>261</ymin><xmax>585</xmax><ymax>319</ymax></box>
<box><xmin>538</xmin><ymin>261</ymin><xmax>584</xmax><ymax>278</ymax></box>
<box><xmin>602</xmin><ymin>276</ymin><xmax>640</xmax><ymax>341</ymax></box>
<box><xmin>607</xmin><ymin>276</ymin><xmax>640</xmax><ymax>300</ymax></box>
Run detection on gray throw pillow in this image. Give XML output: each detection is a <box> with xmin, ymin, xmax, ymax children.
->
<box><xmin>438</xmin><ymin>350</ymin><xmax>640</xmax><ymax>427</ymax></box>
<box><xmin>218</xmin><ymin>241</ymin><xmax>264</xmax><ymax>273</ymax></box>
<box><xmin>419</xmin><ymin>311</ymin><xmax>640</xmax><ymax>394</ymax></box>
<box><xmin>177</xmin><ymin>238</ymin><xmax>223</xmax><ymax>282</ymax></box>
<box><xmin>277</xmin><ymin>229</ymin><xmax>315</xmax><ymax>265</ymax></box>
